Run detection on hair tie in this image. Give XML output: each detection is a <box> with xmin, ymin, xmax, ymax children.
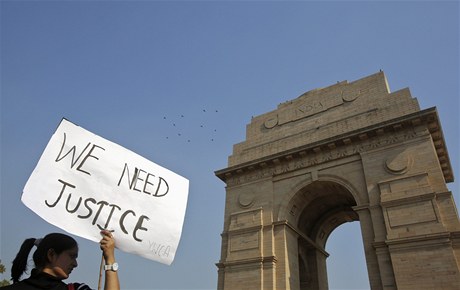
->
<box><xmin>34</xmin><ymin>238</ymin><xmax>43</xmax><ymax>247</ymax></box>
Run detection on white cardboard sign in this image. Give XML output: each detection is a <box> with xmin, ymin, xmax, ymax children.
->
<box><xmin>21</xmin><ymin>119</ymin><xmax>189</xmax><ymax>265</ymax></box>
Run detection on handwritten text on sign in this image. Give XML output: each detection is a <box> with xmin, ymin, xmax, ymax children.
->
<box><xmin>21</xmin><ymin>119</ymin><xmax>189</xmax><ymax>265</ymax></box>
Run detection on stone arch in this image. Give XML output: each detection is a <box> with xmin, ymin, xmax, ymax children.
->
<box><xmin>291</xmin><ymin>180</ymin><xmax>359</xmax><ymax>290</ymax></box>
<box><xmin>215</xmin><ymin>72</ymin><xmax>460</xmax><ymax>290</ymax></box>
<box><xmin>296</xmin><ymin>181</ymin><xmax>357</xmax><ymax>245</ymax></box>
<box><xmin>277</xmin><ymin>174</ymin><xmax>363</xmax><ymax>224</ymax></box>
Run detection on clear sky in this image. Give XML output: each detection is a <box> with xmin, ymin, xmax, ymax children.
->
<box><xmin>1</xmin><ymin>1</ymin><xmax>458</xmax><ymax>290</ymax></box>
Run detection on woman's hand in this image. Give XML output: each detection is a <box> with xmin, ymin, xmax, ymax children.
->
<box><xmin>99</xmin><ymin>230</ymin><xmax>120</xmax><ymax>290</ymax></box>
<box><xmin>99</xmin><ymin>230</ymin><xmax>116</xmax><ymax>264</ymax></box>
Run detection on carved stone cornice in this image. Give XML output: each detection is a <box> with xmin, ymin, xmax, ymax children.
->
<box><xmin>216</xmin><ymin>107</ymin><xmax>453</xmax><ymax>185</ymax></box>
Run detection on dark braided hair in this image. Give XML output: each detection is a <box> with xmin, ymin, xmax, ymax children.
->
<box><xmin>11</xmin><ymin>233</ymin><xmax>78</xmax><ymax>283</ymax></box>
<box><xmin>10</xmin><ymin>238</ymin><xmax>35</xmax><ymax>283</ymax></box>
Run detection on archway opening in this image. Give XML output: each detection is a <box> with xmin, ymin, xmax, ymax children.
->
<box><xmin>326</xmin><ymin>221</ymin><xmax>370</xmax><ymax>290</ymax></box>
<box><xmin>295</xmin><ymin>181</ymin><xmax>361</xmax><ymax>290</ymax></box>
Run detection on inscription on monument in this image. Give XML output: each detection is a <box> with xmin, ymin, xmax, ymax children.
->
<box><xmin>386</xmin><ymin>200</ymin><xmax>438</xmax><ymax>228</ymax></box>
<box><xmin>265</xmin><ymin>88</ymin><xmax>364</xmax><ymax>129</ymax></box>
<box><xmin>229</xmin><ymin>208</ymin><xmax>262</xmax><ymax>231</ymax></box>
<box><xmin>230</xmin><ymin>232</ymin><xmax>259</xmax><ymax>252</ymax></box>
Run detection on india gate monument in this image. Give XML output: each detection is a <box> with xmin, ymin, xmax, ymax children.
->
<box><xmin>215</xmin><ymin>71</ymin><xmax>460</xmax><ymax>289</ymax></box>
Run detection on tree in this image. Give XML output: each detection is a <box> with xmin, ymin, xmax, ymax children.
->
<box><xmin>0</xmin><ymin>259</ymin><xmax>10</xmax><ymax>286</ymax></box>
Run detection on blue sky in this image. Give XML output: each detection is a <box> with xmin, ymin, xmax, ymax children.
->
<box><xmin>1</xmin><ymin>1</ymin><xmax>458</xmax><ymax>290</ymax></box>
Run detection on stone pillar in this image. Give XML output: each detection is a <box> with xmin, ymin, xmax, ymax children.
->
<box><xmin>354</xmin><ymin>206</ymin><xmax>394</xmax><ymax>290</ymax></box>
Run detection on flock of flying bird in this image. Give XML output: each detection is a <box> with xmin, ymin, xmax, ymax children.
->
<box><xmin>162</xmin><ymin>108</ymin><xmax>221</xmax><ymax>143</ymax></box>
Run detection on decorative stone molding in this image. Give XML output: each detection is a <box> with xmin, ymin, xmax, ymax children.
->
<box><xmin>384</xmin><ymin>152</ymin><xmax>413</xmax><ymax>175</ymax></box>
<box><xmin>217</xmin><ymin>108</ymin><xmax>453</xmax><ymax>187</ymax></box>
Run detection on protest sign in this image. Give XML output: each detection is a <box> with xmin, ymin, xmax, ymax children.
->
<box><xmin>21</xmin><ymin>118</ymin><xmax>189</xmax><ymax>265</ymax></box>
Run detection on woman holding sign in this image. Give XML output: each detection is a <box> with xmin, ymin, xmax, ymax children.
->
<box><xmin>2</xmin><ymin>230</ymin><xmax>119</xmax><ymax>290</ymax></box>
